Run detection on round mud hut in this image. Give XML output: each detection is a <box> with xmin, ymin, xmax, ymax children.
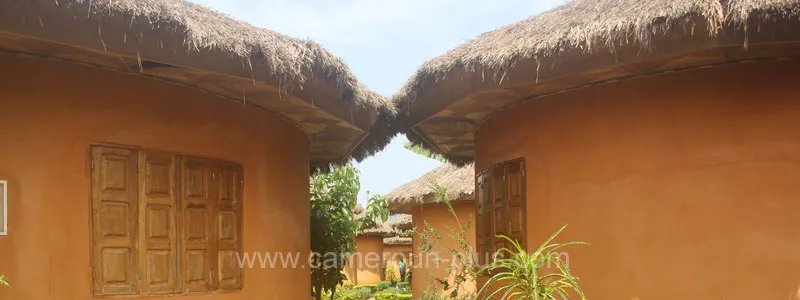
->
<box><xmin>383</xmin><ymin>214</ymin><xmax>413</xmax><ymax>282</ymax></box>
<box><xmin>0</xmin><ymin>1</ymin><xmax>392</xmax><ymax>299</ymax></box>
<box><xmin>393</xmin><ymin>0</ymin><xmax>800</xmax><ymax>299</ymax></box>
<box><xmin>385</xmin><ymin>163</ymin><xmax>476</xmax><ymax>298</ymax></box>
<box><xmin>345</xmin><ymin>205</ymin><xmax>395</xmax><ymax>286</ymax></box>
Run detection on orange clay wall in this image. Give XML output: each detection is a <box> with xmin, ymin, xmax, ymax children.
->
<box><xmin>0</xmin><ymin>54</ymin><xmax>311</xmax><ymax>300</ymax></box>
<box><xmin>382</xmin><ymin>244</ymin><xmax>412</xmax><ymax>281</ymax></box>
<box><xmin>411</xmin><ymin>201</ymin><xmax>476</xmax><ymax>298</ymax></box>
<box><xmin>474</xmin><ymin>59</ymin><xmax>800</xmax><ymax>300</ymax></box>
<box><xmin>352</xmin><ymin>235</ymin><xmax>384</xmax><ymax>285</ymax></box>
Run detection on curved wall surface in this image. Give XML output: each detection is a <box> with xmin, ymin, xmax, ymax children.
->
<box><xmin>475</xmin><ymin>59</ymin><xmax>800</xmax><ymax>299</ymax></box>
<box><xmin>0</xmin><ymin>54</ymin><xmax>311</xmax><ymax>299</ymax></box>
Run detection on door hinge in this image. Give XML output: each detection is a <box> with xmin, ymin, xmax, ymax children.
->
<box><xmin>90</xmin><ymin>160</ymin><xmax>94</xmax><ymax>169</ymax></box>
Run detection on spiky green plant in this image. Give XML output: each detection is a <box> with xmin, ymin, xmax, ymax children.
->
<box><xmin>478</xmin><ymin>225</ymin><xmax>587</xmax><ymax>300</ymax></box>
<box><xmin>0</xmin><ymin>274</ymin><xmax>9</xmax><ymax>286</ymax></box>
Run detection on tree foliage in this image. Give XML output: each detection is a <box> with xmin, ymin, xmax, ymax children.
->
<box><xmin>310</xmin><ymin>163</ymin><xmax>389</xmax><ymax>300</ymax></box>
<box><xmin>403</xmin><ymin>142</ymin><xmax>447</xmax><ymax>163</ymax></box>
<box><xmin>416</xmin><ymin>181</ymin><xmax>477</xmax><ymax>299</ymax></box>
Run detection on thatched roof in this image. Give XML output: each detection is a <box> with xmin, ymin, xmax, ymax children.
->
<box><xmin>354</xmin><ymin>205</ymin><xmax>395</xmax><ymax>237</ymax></box>
<box><xmin>0</xmin><ymin>0</ymin><xmax>395</xmax><ymax>169</ymax></box>
<box><xmin>383</xmin><ymin>236</ymin><xmax>412</xmax><ymax>246</ymax></box>
<box><xmin>386</xmin><ymin>163</ymin><xmax>475</xmax><ymax>213</ymax></box>
<box><xmin>392</xmin><ymin>0</ymin><xmax>800</xmax><ymax>164</ymax></box>
<box><xmin>386</xmin><ymin>214</ymin><xmax>413</xmax><ymax>231</ymax></box>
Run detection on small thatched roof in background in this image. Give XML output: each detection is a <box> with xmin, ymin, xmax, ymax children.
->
<box><xmin>0</xmin><ymin>0</ymin><xmax>396</xmax><ymax>169</ymax></box>
<box><xmin>354</xmin><ymin>204</ymin><xmax>395</xmax><ymax>237</ymax></box>
<box><xmin>383</xmin><ymin>236</ymin><xmax>412</xmax><ymax>246</ymax></box>
<box><xmin>386</xmin><ymin>163</ymin><xmax>475</xmax><ymax>213</ymax></box>
<box><xmin>392</xmin><ymin>0</ymin><xmax>800</xmax><ymax>164</ymax></box>
<box><xmin>386</xmin><ymin>214</ymin><xmax>413</xmax><ymax>231</ymax></box>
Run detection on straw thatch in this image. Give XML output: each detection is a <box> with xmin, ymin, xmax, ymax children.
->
<box><xmin>383</xmin><ymin>236</ymin><xmax>412</xmax><ymax>246</ymax></box>
<box><xmin>395</xmin><ymin>0</ymin><xmax>799</xmax><ymax>106</ymax></box>
<box><xmin>56</xmin><ymin>0</ymin><xmax>387</xmax><ymax>110</ymax></box>
<box><xmin>386</xmin><ymin>214</ymin><xmax>413</xmax><ymax>231</ymax></box>
<box><xmin>354</xmin><ymin>205</ymin><xmax>395</xmax><ymax>237</ymax></box>
<box><xmin>385</xmin><ymin>163</ymin><xmax>475</xmax><ymax>213</ymax></box>
<box><xmin>392</xmin><ymin>0</ymin><xmax>800</xmax><ymax>164</ymax></box>
<box><xmin>0</xmin><ymin>0</ymin><xmax>396</xmax><ymax>169</ymax></box>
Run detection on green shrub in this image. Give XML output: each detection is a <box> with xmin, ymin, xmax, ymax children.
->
<box><xmin>396</xmin><ymin>282</ymin><xmax>410</xmax><ymax>293</ymax></box>
<box><xmin>352</xmin><ymin>284</ymin><xmax>377</xmax><ymax>293</ymax></box>
<box><xmin>376</xmin><ymin>280</ymin><xmax>394</xmax><ymax>291</ymax></box>
<box><xmin>0</xmin><ymin>275</ymin><xmax>8</xmax><ymax>287</ymax></box>
<box><xmin>374</xmin><ymin>293</ymin><xmax>412</xmax><ymax>300</ymax></box>
<box><xmin>385</xmin><ymin>264</ymin><xmax>398</xmax><ymax>284</ymax></box>
<box><xmin>337</xmin><ymin>287</ymin><xmax>372</xmax><ymax>300</ymax></box>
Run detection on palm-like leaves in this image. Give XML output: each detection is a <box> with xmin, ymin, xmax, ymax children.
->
<box><xmin>0</xmin><ymin>274</ymin><xmax>9</xmax><ymax>286</ymax></box>
<box><xmin>477</xmin><ymin>225</ymin><xmax>587</xmax><ymax>300</ymax></box>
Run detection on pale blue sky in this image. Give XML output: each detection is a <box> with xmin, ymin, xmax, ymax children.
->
<box><xmin>190</xmin><ymin>0</ymin><xmax>564</xmax><ymax>205</ymax></box>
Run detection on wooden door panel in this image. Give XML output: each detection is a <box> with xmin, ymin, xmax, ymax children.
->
<box><xmin>218</xmin><ymin>211</ymin><xmax>237</xmax><ymax>243</ymax></box>
<box><xmin>217</xmin><ymin>250</ymin><xmax>240</xmax><ymax>289</ymax></box>
<box><xmin>476</xmin><ymin>170</ymin><xmax>494</xmax><ymax>264</ymax></box>
<box><xmin>179</xmin><ymin>157</ymin><xmax>213</xmax><ymax>293</ymax></box>
<box><xmin>92</xmin><ymin>146</ymin><xmax>139</xmax><ymax>295</ymax></box>
<box><xmin>215</xmin><ymin>164</ymin><xmax>243</xmax><ymax>290</ymax></box>
<box><xmin>139</xmin><ymin>152</ymin><xmax>177</xmax><ymax>294</ymax></box>
<box><xmin>506</xmin><ymin>160</ymin><xmax>526</xmax><ymax>249</ymax></box>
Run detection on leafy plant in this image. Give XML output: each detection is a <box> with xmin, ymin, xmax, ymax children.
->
<box><xmin>361</xmin><ymin>193</ymin><xmax>389</xmax><ymax>230</ymax></box>
<box><xmin>0</xmin><ymin>275</ymin><xmax>8</xmax><ymax>286</ymax></box>
<box><xmin>310</xmin><ymin>164</ymin><xmax>389</xmax><ymax>300</ymax></box>
<box><xmin>478</xmin><ymin>225</ymin><xmax>587</xmax><ymax>300</ymax></box>
<box><xmin>417</xmin><ymin>220</ymin><xmax>441</xmax><ymax>253</ymax></box>
<box><xmin>416</xmin><ymin>180</ymin><xmax>478</xmax><ymax>300</ymax></box>
<box><xmin>397</xmin><ymin>281</ymin><xmax>411</xmax><ymax>293</ymax></box>
<box><xmin>375</xmin><ymin>293</ymin><xmax>413</xmax><ymax>300</ymax></box>
<box><xmin>386</xmin><ymin>264</ymin><xmax>398</xmax><ymax>284</ymax></box>
<box><xmin>403</xmin><ymin>141</ymin><xmax>446</xmax><ymax>163</ymax></box>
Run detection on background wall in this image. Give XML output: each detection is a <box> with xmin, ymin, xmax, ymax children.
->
<box><xmin>383</xmin><ymin>244</ymin><xmax>412</xmax><ymax>281</ymax></box>
<box><xmin>411</xmin><ymin>201</ymin><xmax>476</xmax><ymax>298</ymax></box>
<box><xmin>0</xmin><ymin>54</ymin><xmax>311</xmax><ymax>299</ymax></box>
<box><xmin>475</xmin><ymin>59</ymin><xmax>800</xmax><ymax>300</ymax></box>
<box><xmin>353</xmin><ymin>236</ymin><xmax>384</xmax><ymax>285</ymax></box>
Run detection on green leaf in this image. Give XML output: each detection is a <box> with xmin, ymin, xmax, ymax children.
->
<box><xmin>403</xmin><ymin>142</ymin><xmax>446</xmax><ymax>163</ymax></box>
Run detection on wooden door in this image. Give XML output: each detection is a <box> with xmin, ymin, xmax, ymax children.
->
<box><xmin>214</xmin><ymin>163</ymin><xmax>243</xmax><ymax>290</ymax></box>
<box><xmin>475</xmin><ymin>169</ymin><xmax>493</xmax><ymax>265</ymax></box>
<box><xmin>506</xmin><ymin>160</ymin><xmax>526</xmax><ymax>250</ymax></box>
<box><xmin>91</xmin><ymin>146</ymin><xmax>139</xmax><ymax>295</ymax></box>
<box><xmin>138</xmin><ymin>152</ymin><xmax>178</xmax><ymax>294</ymax></box>
<box><xmin>178</xmin><ymin>157</ymin><xmax>214</xmax><ymax>293</ymax></box>
<box><xmin>491</xmin><ymin>165</ymin><xmax>508</xmax><ymax>254</ymax></box>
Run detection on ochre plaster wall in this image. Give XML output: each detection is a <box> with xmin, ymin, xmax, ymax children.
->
<box><xmin>0</xmin><ymin>54</ymin><xmax>311</xmax><ymax>300</ymax></box>
<box><xmin>383</xmin><ymin>244</ymin><xmax>412</xmax><ymax>281</ymax></box>
<box><xmin>411</xmin><ymin>201</ymin><xmax>476</xmax><ymax>298</ymax></box>
<box><xmin>352</xmin><ymin>235</ymin><xmax>384</xmax><ymax>285</ymax></box>
<box><xmin>475</xmin><ymin>60</ymin><xmax>800</xmax><ymax>300</ymax></box>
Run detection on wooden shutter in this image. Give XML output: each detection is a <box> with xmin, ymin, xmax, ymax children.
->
<box><xmin>491</xmin><ymin>165</ymin><xmax>508</xmax><ymax>253</ymax></box>
<box><xmin>214</xmin><ymin>163</ymin><xmax>243</xmax><ymax>290</ymax></box>
<box><xmin>178</xmin><ymin>157</ymin><xmax>214</xmax><ymax>293</ymax></box>
<box><xmin>138</xmin><ymin>152</ymin><xmax>178</xmax><ymax>294</ymax></box>
<box><xmin>476</xmin><ymin>158</ymin><xmax>528</xmax><ymax>264</ymax></box>
<box><xmin>476</xmin><ymin>169</ymin><xmax>493</xmax><ymax>265</ymax></box>
<box><xmin>91</xmin><ymin>146</ymin><xmax>139</xmax><ymax>295</ymax></box>
<box><xmin>505</xmin><ymin>159</ymin><xmax>526</xmax><ymax>249</ymax></box>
